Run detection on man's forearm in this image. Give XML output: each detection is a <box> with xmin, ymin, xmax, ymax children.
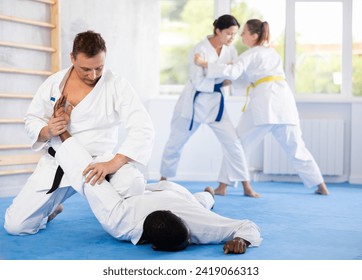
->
<box><xmin>38</xmin><ymin>126</ymin><xmax>51</xmax><ymax>142</ymax></box>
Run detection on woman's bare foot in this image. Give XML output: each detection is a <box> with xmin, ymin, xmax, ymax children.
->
<box><xmin>214</xmin><ymin>183</ymin><xmax>227</xmax><ymax>196</ymax></box>
<box><xmin>315</xmin><ymin>182</ymin><xmax>329</xmax><ymax>195</ymax></box>
<box><xmin>48</xmin><ymin>204</ymin><xmax>64</xmax><ymax>223</ymax></box>
<box><xmin>244</xmin><ymin>190</ymin><xmax>261</xmax><ymax>198</ymax></box>
<box><xmin>242</xmin><ymin>181</ymin><xmax>261</xmax><ymax>198</ymax></box>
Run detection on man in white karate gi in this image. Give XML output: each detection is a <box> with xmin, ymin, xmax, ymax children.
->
<box><xmin>48</xmin><ymin>99</ymin><xmax>262</xmax><ymax>253</ymax></box>
<box><xmin>4</xmin><ymin>31</ymin><xmax>154</xmax><ymax>235</ymax></box>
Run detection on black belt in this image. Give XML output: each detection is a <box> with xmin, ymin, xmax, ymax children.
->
<box><xmin>47</xmin><ymin>147</ymin><xmax>64</xmax><ymax>194</ymax></box>
<box><xmin>46</xmin><ymin>147</ymin><xmax>111</xmax><ymax>194</ymax></box>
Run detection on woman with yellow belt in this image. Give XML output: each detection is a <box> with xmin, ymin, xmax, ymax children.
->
<box><xmin>195</xmin><ymin>19</ymin><xmax>329</xmax><ymax>196</ymax></box>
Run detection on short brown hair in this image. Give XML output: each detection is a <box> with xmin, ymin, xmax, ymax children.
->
<box><xmin>72</xmin><ymin>30</ymin><xmax>107</xmax><ymax>59</ymax></box>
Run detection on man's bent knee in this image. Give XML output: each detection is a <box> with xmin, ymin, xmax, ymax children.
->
<box><xmin>4</xmin><ymin>219</ymin><xmax>27</xmax><ymax>235</ymax></box>
<box><xmin>110</xmin><ymin>164</ymin><xmax>146</xmax><ymax>198</ymax></box>
<box><xmin>4</xmin><ymin>213</ymin><xmax>42</xmax><ymax>235</ymax></box>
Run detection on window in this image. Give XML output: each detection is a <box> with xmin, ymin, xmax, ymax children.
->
<box><xmin>159</xmin><ymin>0</ymin><xmax>360</xmax><ymax>99</ymax></box>
<box><xmin>285</xmin><ymin>0</ymin><xmax>356</xmax><ymax>98</ymax></box>
<box><xmin>159</xmin><ymin>0</ymin><xmax>213</xmax><ymax>95</ymax></box>
<box><xmin>295</xmin><ymin>1</ymin><xmax>342</xmax><ymax>95</ymax></box>
<box><xmin>229</xmin><ymin>0</ymin><xmax>285</xmax><ymax>95</ymax></box>
<box><xmin>352</xmin><ymin>0</ymin><xmax>362</xmax><ymax>96</ymax></box>
<box><xmin>230</xmin><ymin>0</ymin><xmax>285</xmax><ymax>58</ymax></box>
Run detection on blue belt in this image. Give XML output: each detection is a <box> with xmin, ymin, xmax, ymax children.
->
<box><xmin>189</xmin><ymin>83</ymin><xmax>224</xmax><ymax>131</ymax></box>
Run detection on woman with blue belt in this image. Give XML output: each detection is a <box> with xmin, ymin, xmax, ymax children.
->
<box><xmin>160</xmin><ymin>15</ymin><xmax>259</xmax><ymax>198</ymax></box>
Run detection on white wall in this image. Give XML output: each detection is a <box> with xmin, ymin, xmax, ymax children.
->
<box><xmin>60</xmin><ymin>0</ymin><xmax>160</xmax><ymax>101</ymax></box>
<box><xmin>350</xmin><ymin>103</ymin><xmax>362</xmax><ymax>184</ymax></box>
<box><xmin>146</xmin><ymin>97</ymin><xmax>362</xmax><ymax>185</ymax></box>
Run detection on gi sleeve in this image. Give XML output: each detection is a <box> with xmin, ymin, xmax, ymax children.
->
<box><xmin>206</xmin><ymin>58</ymin><xmax>246</xmax><ymax>81</ymax></box>
<box><xmin>185</xmin><ymin>206</ymin><xmax>262</xmax><ymax>247</ymax></box>
<box><xmin>232</xmin><ymin>219</ymin><xmax>263</xmax><ymax>247</ymax></box>
<box><xmin>205</xmin><ymin>48</ymin><xmax>256</xmax><ymax>81</ymax></box>
<box><xmin>24</xmin><ymin>80</ymin><xmax>57</xmax><ymax>151</ymax></box>
<box><xmin>189</xmin><ymin>45</ymin><xmax>217</xmax><ymax>93</ymax></box>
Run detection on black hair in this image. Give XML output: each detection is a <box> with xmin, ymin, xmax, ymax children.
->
<box><xmin>72</xmin><ymin>30</ymin><xmax>107</xmax><ymax>59</ymax></box>
<box><xmin>142</xmin><ymin>210</ymin><xmax>190</xmax><ymax>252</ymax></box>
<box><xmin>213</xmin><ymin>14</ymin><xmax>240</xmax><ymax>35</ymax></box>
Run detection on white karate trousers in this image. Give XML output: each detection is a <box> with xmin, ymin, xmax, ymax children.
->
<box><xmin>160</xmin><ymin>111</ymin><xmax>250</xmax><ymax>185</ymax></box>
<box><xmin>235</xmin><ymin>120</ymin><xmax>324</xmax><ymax>188</ymax></box>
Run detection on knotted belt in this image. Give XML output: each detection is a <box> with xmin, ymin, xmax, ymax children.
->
<box><xmin>242</xmin><ymin>76</ymin><xmax>285</xmax><ymax>112</ymax></box>
<box><xmin>47</xmin><ymin>147</ymin><xmax>64</xmax><ymax>194</ymax></box>
<box><xmin>189</xmin><ymin>82</ymin><xmax>224</xmax><ymax>131</ymax></box>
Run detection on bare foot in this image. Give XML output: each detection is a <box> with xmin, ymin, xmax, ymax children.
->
<box><xmin>214</xmin><ymin>183</ymin><xmax>227</xmax><ymax>196</ymax></box>
<box><xmin>204</xmin><ymin>186</ymin><xmax>215</xmax><ymax>197</ymax></box>
<box><xmin>315</xmin><ymin>182</ymin><xmax>329</xmax><ymax>195</ymax></box>
<box><xmin>48</xmin><ymin>204</ymin><xmax>64</xmax><ymax>223</ymax></box>
<box><xmin>160</xmin><ymin>177</ymin><xmax>167</xmax><ymax>181</ymax></box>
<box><xmin>244</xmin><ymin>190</ymin><xmax>261</xmax><ymax>198</ymax></box>
<box><xmin>242</xmin><ymin>181</ymin><xmax>261</xmax><ymax>198</ymax></box>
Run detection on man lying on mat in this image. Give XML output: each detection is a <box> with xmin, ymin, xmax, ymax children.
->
<box><xmin>11</xmin><ymin>98</ymin><xmax>262</xmax><ymax>254</ymax></box>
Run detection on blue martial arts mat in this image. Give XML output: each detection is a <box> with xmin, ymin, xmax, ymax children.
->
<box><xmin>1</xmin><ymin>181</ymin><xmax>362</xmax><ymax>260</ymax></box>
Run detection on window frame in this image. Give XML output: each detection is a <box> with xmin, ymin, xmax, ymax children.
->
<box><xmin>159</xmin><ymin>0</ymin><xmax>357</xmax><ymax>101</ymax></box>
<box><xmin>158</xmin><ymin>0</ymin><xmax>230</xmax><ymax>97</ymax></box>
<box><xmin>285</xmin><ymin>0</ymin><xmax>353</xmax><ymax>100</ymax></box>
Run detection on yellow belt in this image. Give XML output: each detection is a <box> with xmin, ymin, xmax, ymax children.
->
<box><xmin>242</xmin><ymin>76</ymin><xmax>285</xmax><ymax>112</ymax></box>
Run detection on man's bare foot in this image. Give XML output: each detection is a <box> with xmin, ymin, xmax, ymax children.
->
<box><xmin>48</xmin><ymin>204</ymin><xmax>64</xmax><ymax>223</ymax></box>
<box><xmin>315</xmin><ymin>182</ymin><xmax>329</xmax><ymax>195</ymax></box>
<box><xmin>204</xmin><ymin>186</ymin><xmax>215</xmax><ymax>197</ymax></box>
<box><xmin>214</xmin><ymin>183</ymin><xmax>227</xmax><ymax>196</ymax></box>
<box><xmin>242</xmin><ymin>181</ymin><xmax>261</xmax><ymax>198</ymax></box>
<box><xmin>160</xmin><ymin>176</ymin><xmax>167</xmax><ymax>181</ymax></box>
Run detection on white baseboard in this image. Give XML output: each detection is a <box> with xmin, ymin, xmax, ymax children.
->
<box><xmin>148</xmin><ymin>171</ymin><xmax>352</xmax><ymax>185</ymax></box>
<box><xmin>254</xmin><ymin>173</ymin><xmax>349</xmax><ymax>184</ymax></box>
<box><xmin>147</xmin><ymin>171</ymin><xmax>217</xmax><ymax>182</ymax></box>
<box><xmin>349</xmin><ymin>175</ymin><xmax>362</xmax><ymax>185</ymax></box>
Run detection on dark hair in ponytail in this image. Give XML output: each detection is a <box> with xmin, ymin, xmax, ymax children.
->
<box><xmin>213</xmin><ymin>14</ymin><xmax>240</xmax><ymax>35</ymax></box>
<box><xmin>246</xmin><ymin>19</ymin><xmax>270</xmax><ymax>46</ymax></box>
